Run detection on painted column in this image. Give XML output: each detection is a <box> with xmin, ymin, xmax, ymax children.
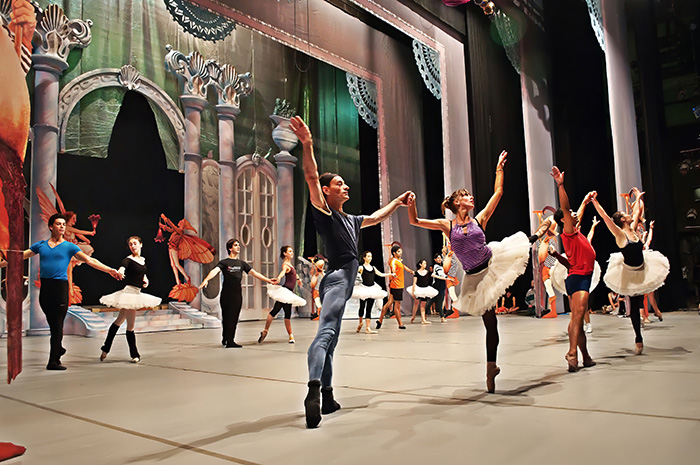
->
<box><xmin>28</xmin><ymin>5</ymin><xmax>92</xmax><ymax>333</ymax></box>
<box><xmin>210</xmin><ymin>65</ymin><xmax>252</xmax><ymax>258</ymax></box>
<box><xmin>165</xmin><ymin>46</ymin><xmax>213</xmax><ymax>309</ymax></box>
<box><xmin>601</xmin><ymin>0</ymin><xmax>643</xmax><ymax>209</ymax></box>
<box><xmin>271</xmin><ymin>115</ymin><xmax>299</xmax><ymax>250</ymax></box>
<box><xmin>180</xmin><ymin>95</ymin><xmax>207</xmax><ymax>307</ymax></box>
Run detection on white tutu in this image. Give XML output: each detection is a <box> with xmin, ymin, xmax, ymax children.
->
<box><xmin>352</xmin><ymin>283</ymin><xmax>387</xmax><ymax>300</ymax></box>
<box><xmin>603</xmin><ymin>249</ymin><xmax>669</xmax><ymax>296</ymax></box>
<box><xmin>99</xmin><ymin>285</ymin><xmax>162</xmax><ymax>309</ymax></box>
<box><xmin>406</xmin><ymin>285</ymin><xmax>439</xmax><ymax>299</ymax></box>
<box><xmin>267</xmin><ymin>285</ymin><xmax>307</xmax><ymax>307</ymax></box>
<box><xmin>550</xmin><ymin>259</ymin><xmax>602</xmax><ymax>295</ymax></box>
<box><xmin>455</xmin><ymin>231</ymin><xmax>530</xmax><ymax>316</ymax></box>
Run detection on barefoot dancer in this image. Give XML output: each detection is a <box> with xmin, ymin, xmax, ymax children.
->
<box><xmin>408</xmin><ymin>151</ymin><xmax>530</xmax><ymax>392</ymax></box>
<box><xmin>290</xmin><ymin>115</ymin><xmax>412</xmax><ymax>428</ymax></box>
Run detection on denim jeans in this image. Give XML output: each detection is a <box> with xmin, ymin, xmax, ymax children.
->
<box><xmin>307</xmin><ymin>261</ymin><xmax>358</xmax><ymax>387</ymax></box>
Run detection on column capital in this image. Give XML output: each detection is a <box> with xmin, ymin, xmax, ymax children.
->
<box><xmin>274</xmin><ymin>152</ymin><xmax>298</xmax><ymax>167</ymax></box>
<box><xmin>33</xmin><ymin>4</ymin><xmax>92</xmax><ymax>65</ymax></box>
<box><xmin>215</xmin><ymin>104</ymin><xmax>241</xmax><ymax>120</ymax></box>
<box><xmin>180</xmin><ymin>94</ymin><xmax>208</xmax><ymax>112</ymax></box>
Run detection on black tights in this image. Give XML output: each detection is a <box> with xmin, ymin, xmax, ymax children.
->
<box><xmin>626</xmin><ymin>295</ymin><xmax>644</xmax><ymax>344</ymax></box>
<box><xmin>270</xmin><ymin>301</ymin><xmax>292</xmax><ymax>319</ymax></box>
<box><xmin>358</xmin><ymin>299</ymin><xmax>374</xmax><ymax>318</ymax></box>
<box><xmin>482</xmin><ymin>309</ymin><xmax>499</xmax><ymax>362</ymax></box>
<box><xmin>39</xmin><ymin>279</ymin><xmax>69</xmax><ymax>366</ymax></box>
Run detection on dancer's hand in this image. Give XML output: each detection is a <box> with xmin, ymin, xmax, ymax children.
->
<box><xmin>270</xmin><ymin>278</ymin><xmax>279</xmax><ymax>285</ymax></box>
<box><xmin>584</xmin><ymin>191</ymin><xmax>596</xmax><ymax>203</ymax></box>
<box><xmin>550</xmin><ymin>166</ymin><xmax>564</xmax><ymax>185</ymax></box>
<box><xmin>109</xmin><ymin>268</ymin><xmax>123</xmax><ymax>280</ymax></box>
<box><xmin>589</xmin><ymin>191</ymin><xmax>598</xmax><ymax>203</ymax></box>
<box><xmin>649</xmin><ymin>220</ymin><xmax>655</xmax><ymax>229</ymax></box>
<box><xmin>198</xmin><ymin>280</ymin><xmax>208</xmax><ymax>290</ymax></box>
<box><xmin>406</xmin><ymin>192</ymin><xmax>416</xmax><ymax>206</ymax></box>
<box><xmin>631</xmin><ymin>187</ymin><xmax>645</xmax><ymax>199</ymax></box>
<box><xmin>397</xmin><ymin>191</ymin><xmax>413</xmax><ymax>206</ymax></box>
<box><xmin>592</xmin><ymin>216</ymin><xmax>600</xmax><ymax>228</ymax></box>
<box><xmin>496</xmin><ymin>151</ymin><xmax>507</xmax><ymax>170</ymax></box>
<box><xmin>290</xmin><ymin>116</ymin><xmax>312</xmax><ymax>146</ymax></box>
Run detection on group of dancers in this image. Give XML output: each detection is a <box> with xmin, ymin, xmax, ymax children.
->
<box><xmin>0</xmin><ymin>116</ymin><xmax>670</xmax><ymax>430</ymax></box>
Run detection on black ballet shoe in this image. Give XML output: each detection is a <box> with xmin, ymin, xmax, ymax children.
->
<box><xmin>375</xmin><ymin>321</ymin><xmax>382</xmax><ymax>329</ymax></box>
<box><xmin>46</xmin><ymin>363</ymin><xmax>67</xmax><ymax>371</ymax></box>
<box><xmin>398</xmin><ymin>325</ymin><xmax>406</xmax><ymax>330</ymax></box>
<box><xmin>582</xmin><ymin>358</ymin><xmax>597</xmax><ymax>368</ymax></box>
<box><xmin>321</xmin><ymin>387</ymin><xmax>341</xmax><ymax>415</ymax></box>
<box><xmin>304</xmin><ymin>380</ymin><xmax>322</xmax><ymax>428</ymax></box>
<box><xmin>225</xmin><ymin>343</ymin><xmax>243</xmax><ymax>348</ymax></box>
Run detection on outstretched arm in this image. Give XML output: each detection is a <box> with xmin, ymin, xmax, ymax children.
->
<box><xmin>645</xmin><ymin>220</ymin><xmax>655</xmax><ymax>249</ymax></box>
<box><xmin>550</xmin><ymin>166</ymin><xmax>575</xmax><ymax>234</ymax></box>
<box><xmin>407</xmin><ymin>193</ymin><xmax>450</xmax><ymax>234</ymax></box>
<box><xmin>374</xmin><ymin>267</ymin><xmax>394</xmax><ymax>278</ymax></box>
<box><xmin>362</xmin><ymin>191</ymin><xmax>413</xmax><ymax>228</ymax></box>
<box><xmin>475</xmin><ymin>151</ymin><xmax>507</xmax><ymax>228</ymax></box>
<box><xmin>289</xmin><ymin>116</ymin><xmax>327</xmax><ymax>212</ymax></box>
<box><xmin>590</xmin><ymin>192</ymin><xmax>628</xmax><ymax>247</ymax></box>
<box><xmin>199</xmin><ymin>267</ymin><xmax>222</xmax><ymax>289</ymax></box>
<box><xmin>576</xmin><ymin>192</ymin><xmax>593</xmax><ymax>229</ymax></box>
<box><xmin>74</xmin><ymin>251</ymin><xmax>122</xmax><ymax>280</ymax></box>
<box><xmin>0</xmin><ymin>249</ymin><xmax>35</xmax><ymax>268</ymax></box>
<box><xmin>587</xmin><ymin>216</ymin><xmax>600</xmax><ymax>244</ymax></box>
<box><xmin>250</xmin><ymin>269</ymin><xmax>275</xmax><ymax>284</ymax></box>
<box><xmin>630</xmin><ymin>187</ymin><xmax>645</xmax><ymax>232</ymax></box>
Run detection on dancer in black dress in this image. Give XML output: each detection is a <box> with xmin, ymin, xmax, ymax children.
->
<box><xmin>200</xmin><ymin>239</ymin><xmax>276</xmax><ymax>348</ymax></box>
<box><xmin>100</xmin><ymin>236</ymin><xmax>161</xmax><ymax>362</ymax></box>
<box><xmin>352</xmin><ymin>251</ymin><xmax>391</xmax><ymax>334</ymax></box>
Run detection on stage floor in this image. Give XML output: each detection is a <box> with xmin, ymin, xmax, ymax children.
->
<box><xmin>1</xmin><ymin>312</ymin><xmax>699</xmax><ymax>465</ymax></box>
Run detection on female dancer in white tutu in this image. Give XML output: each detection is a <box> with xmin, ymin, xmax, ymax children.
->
<box><xmin>409</xmin><ymin>259</ymin><xmax>438</xmax><ymax>324</ymax></box>
<box><xmin>408</xmin><ymin>151</ymin><xmax>531</xmax><ymax>392</ymax></box>
<box><xmin>590</xmin><ymin>189</ymin><xmax>670</xmax><ymax>354</ymax></box>
<box><xmin>100</xmin><ymin>236</ymin><xmax>161</xmax><ymax>363</ymax></box>
<box><xmin>353</xmin><ymin>251</ymin><xmax>391</xmax><ymax>334</ymax></box>
<box><xmin>259</xmin><ymin>245</ymin><xmax>306</xmax><ymax>344</ymax></box>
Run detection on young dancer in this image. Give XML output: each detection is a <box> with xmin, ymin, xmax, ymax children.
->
<box><xmin>309</xmin><ymin>256</ymin><xmax>325</xmax><ymax>321</ymax></box>
<box><xmin>407</xmin><ymin>151</ymin><xmax>531</xmax><ymax>392</ymax></box>
<box><xmin>200</xmin><ymin>238</ymin><xmax>276</xmax><ymax>348</ymax></box>
<box><xmin>429</xmin><ymin>253</ymin><xmax>450</xmax><ymax>322</ymax></box>
<box><xmin>549</xmin><ymin>167</ymin><xmax>597</xmax><ymax>372</ymax></box>
<box><xmin>377</xmin><ymin>245</ymin><xmax>414</xmax><ymax>329</ymax></box>
<box><xmin>352</xmin><ymin>251</ymin><xmax>391</xmax><ymax>334</ymax></box>
<box><xmin>259</xmin><ymin>245</ymin><xmax>306</xmax><ymax>344</ymax></box>
<box><xmin>590</xmin><ymin>189</ymin><xmax>669</xmax><ymax>354</ymax></box>
<box><xmin>408</xmin><ymin>259</ymin><xmax>438</xmax><ymax>324</ymax></box>
<box><xmin>290</xmin><ymin>115</ymin><xmax>412</xmax><ymax>428</ymax></box>
<box><xmin>99</xmin><ymin>236</ymin><xmax>161</xmax><ymax>362</ymax></box>
<box><xmin>0</xmin><ymin>214</ymin><xmax>122</xmax><ymax>370</ymax></box>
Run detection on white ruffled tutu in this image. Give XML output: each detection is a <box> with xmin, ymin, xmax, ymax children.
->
<box><xmin>603</xmin><ymin>249</ymin><xmax>669</xmax><ymax>296</ymax></box>
<box><xmin>267</xmin><ymin>285</ymin><xmax>307</xmax><ymax>307</ymax></box>
<box><xmin>455</xmin><ymin>231</ymin><xmax>530</xmax><ymax>316</ymax></box>
<box><xmin>352</xmin><ymin>283</ymin><xmax>387</xmax><ymax>300</ymax></box>
<box><xmin>550</xmin><ymin>259</ymin><xmax>601</xmax><ymax>295</ymax></box>
<box><xmin>406</xmin><ymin>285</ymin><xmax>439</xmax><ymax>299</ymax></box>
<box><xmin>99</xmin><ymin>285</ymin><xmax>162</xmax><ymax>309</ymax></box>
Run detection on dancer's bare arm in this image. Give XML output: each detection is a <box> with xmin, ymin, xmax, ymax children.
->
<box><xmin>476</xmin><ymin>151</ymin><xmax>507</xmax><ymax>228</ymax></box>
<box><xmin>644</xmin><ymin>220</ymin><xmax>655</xmax><ymax>249</ymax></box>
<box><xmin>199</xmin><ymin>267</ymin><xmax>222</xmax><ymax>289</ymax></box>
<box><xmin>550</xmin><ymin>166</ymin><xmax>575</xmax><ymax>235</ymax></box>
<box><xmin>75</xmin><ymin>251</ymin><xmax>122</xmax><ymax>280</ymax></box>
<box><xmin>590</xmin><ymin>192</ymin><xmax>628</xmax><ymax>247</ymax></box>
<box><xmin>407</xmin><ymin>193</ymin><xmax>450</xmax><ymax>234</ymax></box>
<box><xmin>290</xmin><ymin>116</ymin><xmax>327</xmax><ymax>211</ymax></box>
<box><xmin>362</xmin><ymin>191</ymin><xmax>412</xmax><ymax>228</ymax></box>
<box><xmin>630</xmin><ymin>187</ymin><xmax>645</xmax><ymax>232</ymax></box>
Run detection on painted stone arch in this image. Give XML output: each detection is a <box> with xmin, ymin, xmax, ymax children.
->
<box><xmin>57</xmin><ymin>65</ymin><xmax>186</xmax><ymax>171</ymax></box>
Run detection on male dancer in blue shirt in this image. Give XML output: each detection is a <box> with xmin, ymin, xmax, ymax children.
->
<box><xmin>290</xmin><ymin>116</ymin><xmax>412</xmax><ymax>428</ymax></box>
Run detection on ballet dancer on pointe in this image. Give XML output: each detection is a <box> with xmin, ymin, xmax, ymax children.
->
<box><xmin>352</xmin><ymin>251</ymin><xmax>392</xmax><ymax>334</ymax></box>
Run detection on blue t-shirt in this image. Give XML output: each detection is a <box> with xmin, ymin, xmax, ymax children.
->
<box><xmin>30</xmin><ymin>240</ymin><xmax>82</xmax><ymax>280</ymax></box>
<box><xmin>310</xmin><ymin>203</ymin><xmax>364</xmax><ymax>270</ymax></box>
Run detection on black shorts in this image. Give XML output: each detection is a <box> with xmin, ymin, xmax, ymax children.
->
<box><xmin>390</xmin><ymin>288</ymin><xmax>404</xmax><ymax>301</ymax></box>
<box><xmin>565</xmin><ymin>273</ymin><xmax>593</xmax><ymax>295</ymax></box>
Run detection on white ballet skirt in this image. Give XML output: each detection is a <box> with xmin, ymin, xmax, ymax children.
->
<box><xmin>406</xmin><ymin>285</ymin><xmax>439</xmax><ymax>299</ymax></box>
<box><xmin>352</xmin><ymin>283</ymin><xmax>387</xmax><ymax>300</ymax></box>
<box><xmin>550</xmin><ymin>259</ymin><xmax>602</xmax><ymax>295</ymax></box>
<box><xmin>99</xmin><ymin>285</ymin><xmax>162</xmax><ymax>310</ymax></box>
<box><xmin>603</xmin><ymin>249</ymin><xmax>670</xmax><ymax>296</ymax></box>
<box><xmin>267</xmin><ymin>285</ymin><xmax>307</xmax><ymax>307</ymax></box>
<box><xmin>455</xmin><ymin>231</ymin><xmax>530</xmax><ymax>316</ymax></box>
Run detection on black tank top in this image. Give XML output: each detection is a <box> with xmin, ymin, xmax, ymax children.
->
<box><xmin>416</xmin><ymin>270</ymin><xmax>432</xmax><ymax>287</ymax></box>
<box><xmin>621</xmin><ymin>240</ymin><xmax>644</xmax><ymax>267</ymax></box>
<box><xmin>360</xmin><ymin>265</ymin><xmax>376</xmax><ymax>286</ymax></box>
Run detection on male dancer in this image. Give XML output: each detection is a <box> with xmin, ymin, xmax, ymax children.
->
<box><xmin>550</xmin><ymin>167</ymin><xmax>596</xmax><ymax>372</ymax></box>
<box><xmin>290</xmin><ymin>116</ymin><xmax>412</xmax><ymax>428</ymax></box>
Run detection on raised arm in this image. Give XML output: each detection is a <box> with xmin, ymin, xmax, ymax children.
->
<box><xmin>587</xmin><ymin>216</ymin><xmax>600</xmax><ymax>244</ymax></box>
<box><xmin>550</xmin><ymin>166</ymin><xmax>575</xmax><ymax>234</ymax></box>
<box><xmin>644</xmin><ymin>220</ymin><xmax>655</xmax><ymax>249</ymax></box>
<box><xmin>290</xmin><ymin>116</ymin><xmax>327</xmax><ymax>211</ymax></box>
<box><xmin>199</xmin><ymin>266</ymin><xmax>222</xmax><ymax>289</ymax></box>
<box><xmin>475</xmin><ymin>151</ymin><xmax>507</xmax><ymax>228</ymax></box>
<box><xmin>630</xmin><ymin>187</ymin><xmax>645</xmax><ymax>232</ymax></box>
<box><xmin>407</xmin><ymin>193</ymin><xmax>450</xmax><ymax>234</ymax></box>
<box><xmin>74</xmin><ymin>251</ymin><xmax>122</xmax><ymax>280</ymax></box>
<box><xmin>576</xmin><ymin>192</ymin><xmax>593</xmax><ymax>229</ymax></box>
<box><xmin>589</xmin><ymin>192</ymin><xmax>628</xmax><ymax>247</ymax></box>
<box><xmin>362</xmin><ymin>191</ymin><xmax>413</xmax><ymax>228</ymax></box>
